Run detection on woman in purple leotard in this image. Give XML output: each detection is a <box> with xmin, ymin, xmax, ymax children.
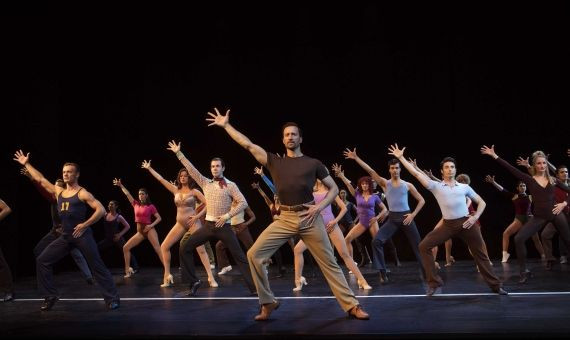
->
<box><xmin>333</xmin><ymin>164</ymin><xmax>388</xmax><ymax>261</ymax></box>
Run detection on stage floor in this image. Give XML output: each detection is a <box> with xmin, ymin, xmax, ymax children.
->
<box><xmin>2</xmin><ymin>259</ymin><xmax>569</xmax><ymax>338</ymax></box>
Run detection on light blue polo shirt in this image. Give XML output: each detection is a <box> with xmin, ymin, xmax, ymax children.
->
<box><xmin>426</xmin><ymin>180</ymin><xmax>477</xmax><ymax>219</ymax></box>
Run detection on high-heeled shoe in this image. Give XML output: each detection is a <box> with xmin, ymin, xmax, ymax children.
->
<box><xmin>292</xmin><ymin>276</ymin><xmax>308</xmax><ymax>291</ymax></box>
<box><xmin>124</xmin><ymin>267</ymin><xmax>135</xmax><ymax>278</ymax></box>
<box><xmin>518</xmin><ymin>270</ymin><xmax>533</xmax><ymax>284</ymax></box>
<box><xmin>160</xmin><ymin>274</ymin><xmax>174</xmax><ymax>287</ymax></box>
<box><xmin>208</xmin><ymin>277</ymin><xmax>219</xmax><ymax>288</ymax></box>
<box><xmin>501</xmin><ymin>252</ymin><xmax>510</xmax><ymax>263</ymax></box>
<box><xmin>434</xmin><ymin>261</ymin><xmax>441</xmax><ymax>270</ymax></box>
<box><xmin>444</xmin><ymin>256</ymin><xmax>455</xmax><ymax>267</ymax></box>
<box><xmin>379</xmin><ymin>270</ymin><xmax>389</xmax><ymax>284</ymax></box>
<box><xmin>357</xmin><ymin>279</ymin><xmax>372</xmax><ymax>290</ymax></box>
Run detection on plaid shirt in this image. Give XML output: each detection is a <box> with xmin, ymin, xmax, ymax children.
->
<box><xmin>178</xmin><ymin>154</ymin><xmax>247</xmax><ymax>221</ymax></box>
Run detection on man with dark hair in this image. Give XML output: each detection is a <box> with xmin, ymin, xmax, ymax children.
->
<box><xmin>282</xmin><ymin>122</ymin><xmax>302</xmax><ymax>137</ymax></box>
<box><xmin>439</xmin><ymin>157</ymin><xmax>456</xmax><ymax>169</ymax></box>
<box><xmin>167</xmin><ymin>142</ymin><xmax>256</xmax><ymax>297</ymax></box>
<box><xmin>13</xmin><ymin>150</ymin><xmax>119</xmax><ymax>311</ymax></box>
<box><xmin>388</xmin><ymin>144</ymin><xmax>506</xmax><ymax>296</ymax></box>
<box><xmin>207</xmin><ymin>108</ymin><xmax>369</xmax><ymax>321</ymax></box>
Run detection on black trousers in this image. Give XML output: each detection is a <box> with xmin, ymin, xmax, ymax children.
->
<box><xmin>179</xmin><ymin>221</ymin><xmax>255</xmax><ymax>293</ymax></box>
<box><xmin>0</xmin><ymin>246</ymin><xmax>13</xmax><ymax>294</ymax></box>
<box><xmin>36</xmin><ymin>228</ymin><xmax>119</xmax><ymax>302</ymax></box>
<box><xmin>35</xmin><ymin>229</ymin><xmax>93</xmax><ymax>280</ymax></box>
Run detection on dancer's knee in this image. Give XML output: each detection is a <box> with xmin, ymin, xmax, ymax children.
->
<box><xmin>513</xmin><ymin>234</ymin><xmax>525</xmax><ymax>246</ymax></box>
<box><xmin>419</xmin><ymin>240</ymin><xmax>430</xmax><ymax>253</ymax></box>
<box><xmin>372</xmin><ymin>238</ymin><xmax>385</xmax><ymax>248</ymax></box>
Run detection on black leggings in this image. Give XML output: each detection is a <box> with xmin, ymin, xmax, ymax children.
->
<box><xmin>515</xmin><ymin>213</ymin><xmax>570</xmax><ymax>273</ymax></box>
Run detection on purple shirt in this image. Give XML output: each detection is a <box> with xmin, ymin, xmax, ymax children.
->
<box><xmin>356</xmin><ymin>191</ymin><xmax>381</xmax><ymax>228</ymax></box>
<box><xmin>314</xmin><ymin>191</ymin><xmax>335</xmax><ymax>225</ymax></box>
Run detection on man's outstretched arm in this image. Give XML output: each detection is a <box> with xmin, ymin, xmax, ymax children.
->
<box><xmin>207</xmin><ymin>108</ymin><xmax>268</xmax><ymax>165</ymax></box>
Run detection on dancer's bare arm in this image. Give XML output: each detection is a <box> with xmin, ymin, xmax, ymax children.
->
<box><xmin>207</xmin><ymin>108</ymin><xmax>268</xmax><ymax>165</ymax></box>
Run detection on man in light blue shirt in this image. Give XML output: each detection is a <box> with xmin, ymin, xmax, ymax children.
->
<box><xmin>388</xmin><ymin>144</ymin><xmax>506</xmax><ymax>296</ymax></box>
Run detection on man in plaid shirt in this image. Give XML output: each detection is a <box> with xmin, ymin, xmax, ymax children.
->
<box><xmin>168</xmin><ymin>140</ymin><xmax>256</xmax><ymax>296</ymax></box>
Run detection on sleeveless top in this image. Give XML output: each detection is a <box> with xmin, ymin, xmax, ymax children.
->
<box><xmin>57</xmin><ymin>188</ymin><xmax>86</xmax><ymax>234</ymax></box>
<box><xmin>313</xmin><ymin>191</ymin><xmax>335</xmax><ymax>225</ymax></box>
<box><xmin>385</xmin><ymin>180</ymin><xmax>410</xmax><ymax>212</ymax></box>
<box><xmin>103</xmin><ymin>213</ymin><xmax>121</xmax><ymax>240</ymax></box>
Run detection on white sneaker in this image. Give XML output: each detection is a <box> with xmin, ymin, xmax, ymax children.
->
<box><xmin>560</xmin><ymin>256</ymin><xmax>568</xmax><ymax>264</ymax></box>
<box><xmin>218</xmin><ymin>265</ymin><xmax>232</xmax><ymax>275</ymax></box>
<box><xmin>501</xmin><ymin>252</ymin><xmax>510</xmax><ymax>263</ymax></box>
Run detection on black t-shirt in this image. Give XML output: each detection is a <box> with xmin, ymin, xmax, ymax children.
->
<box><xmin>496</xmin><ymin>157</ymin><xmax>570</xmax><ymax>219</ymax></box>
<box><xmin>266</xmin><ymin>152</ymin><xmax>329</xmax><ymax>206</ymax></box>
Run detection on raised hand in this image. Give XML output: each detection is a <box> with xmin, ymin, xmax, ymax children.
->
<box><xmin>484</xmin><ymin>175</ymin><xmax>495</xmax><ymax>184</ymax></box>
<box><xmin>480</xmin><ymin>145</ymin><xmax>498</xmax><ymax>158</ymax></box>
<box><xmin>408</xmin><ymin>158</ymin><xmax>419</xmax><ymax>170</ymax></box>
<box><xmin>206</xmin><ymin>107</ymin><xmax>230</xmax><ymax>128</ymax></box>
<box><xmin>516</xmin><ymin>157</ymin><xmax>530</xmax><ymax>168</ymax></box>
<box><xmin>251</xmin><ymin>182</ymin><xmax>260</xmax><ymax>189</ymax></box>
<box><xmin>331</xmin><ymin>163</ymin><xmax>343</xmax><ymax>177</ymax></box>
<box><xmin>20</xmin><ymin>167</ymin><xmax>31</xmax><ymax>178</ymax></box>
<box><xmin>388</xmin><ymin>143</ymin><xmax>405</xmax><ymax>159</ymax></box>
<box><xmin>343</xmin><ymin>147</ymin><xmax>358</xmax><ymax>160</ymax></box>
<box><xmin>167</xmin><ymin>140</ymin><xmax>181</xmax><ymax>153</ymax></box>
<box><xmin>141</xmin><ymin>160</ymin><xmax>152</xmax><ymax>169</ymax></box>
<box><xmin>113</xmin><ymin>178</ymin><xmax>123</xmax><ymax>187</ymax></box>
<box><xmin>253</xmin><ymin>166</ymin><xmax>264</xmax><ymax>176</ymax></box>
<box><xmin>13</xmin><ymin>150</ymin><xmax>30</xmax><ymax>165</ymax></box>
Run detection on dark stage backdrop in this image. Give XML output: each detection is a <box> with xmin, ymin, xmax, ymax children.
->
<box><xmin>1</xmin><ymin>4</ymin><xmax>568</xmax><ymax>276</ymax></box>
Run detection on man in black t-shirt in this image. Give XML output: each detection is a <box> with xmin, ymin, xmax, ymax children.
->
<box><xmin>207</xmin><ymin>108</ymin><xmax>369</xmax><ymax>321</ymax></box>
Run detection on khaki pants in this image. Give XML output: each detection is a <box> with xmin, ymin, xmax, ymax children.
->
<box><xmin>247</xmin><ymin>210</ymin><xmax>358</xmax><ymax>311</ymax></box>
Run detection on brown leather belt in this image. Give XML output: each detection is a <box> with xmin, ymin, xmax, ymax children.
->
<box><xmin>279</xmin><ymin>201</ymin><xmax>314</xmax><ymax>212</ymax></box>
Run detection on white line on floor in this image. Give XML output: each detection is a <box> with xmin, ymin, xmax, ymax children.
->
<box><xmin>12</xmin><ymin>291</ymin><xmax>570</xmax><ymax>301</ymax></box>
